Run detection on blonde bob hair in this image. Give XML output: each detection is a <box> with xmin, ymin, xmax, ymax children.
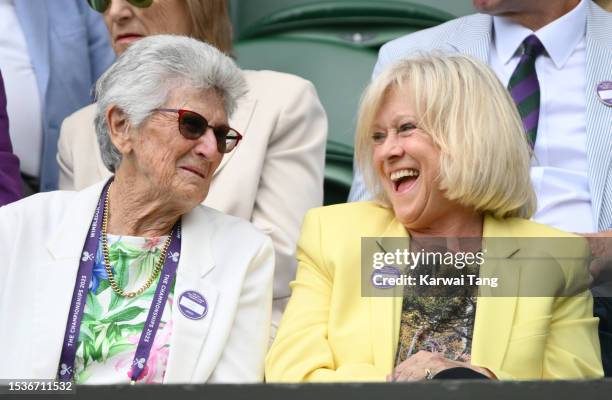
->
<box><xmin>355</xmin><ymin>52</ymin><xmax>536</xmax><ymax>219</ymax></box>
<box><xmin>185</xmin><ymin>0</ymin><xmax>233</xmax><ymax>54</ymax></box>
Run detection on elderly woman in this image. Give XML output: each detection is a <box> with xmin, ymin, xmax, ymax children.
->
<box><xmin>0</xmin><ymin>35</ymin><xmax>273</xmax><ymax>384</ymax></box>
<box><xmin>265</xmin><ymin>53</ymin><xmax>603</xmax><ymax>381</ymax></box>
<box><xmin>57</xmin><ymin>0</ymin><xmax>326</xmax><ymax>335</ymax></box>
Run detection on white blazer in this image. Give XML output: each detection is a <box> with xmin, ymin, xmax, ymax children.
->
<box><xmin>0</xmin><ymin>181</ymin><xmax>274</xmax><ymax>383</ymax></box>
<box><xmin>57</xmin><ymin>70</ymin><xmax>328</xmax><ymax>316</ymax></box>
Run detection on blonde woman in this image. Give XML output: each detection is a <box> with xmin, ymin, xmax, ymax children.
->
<box><xmin>265</xmin><ymin>53</ymin><xmax>603</xmax><ymax>382</ymax></box>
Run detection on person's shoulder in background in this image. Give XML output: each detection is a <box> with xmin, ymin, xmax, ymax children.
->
<box><xmin>374</xmin><ymin>13</ymin><xmax>490</xmax><ymax>76</ymax></box>
<box><xmin>242</xmin><ymin>69</ymin><xmax>320</xmax><ymax>98</ymax></box>
<box><xmin>57</xmin><ymin>103</ymin><xmax>106</xmax><ymax>191</ymax></box>
<box><xmin>239</xmin><ymin>69</ymin><xmax>327</xmax><ymax>141</ymax></box>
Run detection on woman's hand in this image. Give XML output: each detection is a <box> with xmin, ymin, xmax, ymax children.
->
<box><xmin>583</xmin><ymin>233</ymin><xmax>612</xmax><ymax>284</ymax></box>
<box><xmin>386</xmin><ymin>350</ymin><xmax>495</xmax><ymax>381</ymax></box>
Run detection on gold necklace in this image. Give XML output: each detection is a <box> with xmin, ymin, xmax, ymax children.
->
<box><xmin>101</xmin><ymin>184</ymin><xmax>172</xmax><ymax>298</ymax></box>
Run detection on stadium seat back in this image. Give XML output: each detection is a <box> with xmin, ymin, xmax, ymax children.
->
<box><xmin>233</xmin><ymin>1</ymin><xmax>462</xmax><ymax>204</ymax></box>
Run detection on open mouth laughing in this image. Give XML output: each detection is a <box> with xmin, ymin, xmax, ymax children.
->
<box><xmin>389</xmin><ymin>168</ymin><xmax>420</xmax><ymax>193</ymax></box>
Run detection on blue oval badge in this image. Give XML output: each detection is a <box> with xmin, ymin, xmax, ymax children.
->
<box><xmin>597</xmin><ymin>81</ymin><xmax>612</xmax><ymax>107</ymax></box>
<box><xmin>178</xmin><ymin>290</ymin><xmax>208</xmax><ymax>320</ymax></box>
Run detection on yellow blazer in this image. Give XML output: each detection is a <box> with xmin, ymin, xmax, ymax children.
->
<box><xmin>265</xmin><ymin>202</ymin><xmax>603</xmax><ymax>381</ymax></box>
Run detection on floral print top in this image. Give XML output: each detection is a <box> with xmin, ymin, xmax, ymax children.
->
<box><xmin>394</xmin><ymin>262</ymin><xmax>479</xmax><ymax>366</ymax></box>
<box><xmin>395</xmin><ymin>296</ymin><xmax>477</xmax><ymax>365</ymax></box>
<box><xmin>74</xmin><ymin>234</ymin><xmax>173</xmax><ymax>384</ymax></box>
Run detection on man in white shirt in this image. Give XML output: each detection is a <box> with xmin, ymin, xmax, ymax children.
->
<box><xmin>348</xmin><ymin>0</ymin><xmax>612</xmax><ymax>375</ymax></box>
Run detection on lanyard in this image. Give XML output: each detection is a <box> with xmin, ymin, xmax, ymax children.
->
<box><xmin>57</xmin><ymin>180</ymin><xmax>182</xmax><ymax>383</ymax></box>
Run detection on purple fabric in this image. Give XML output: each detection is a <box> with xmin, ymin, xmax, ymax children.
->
<box><xmin>523</xmin><ymin>35</ymin><xmax>545</xmax><ymax>54</ymax></box>
<box><xmin>522</xmin><ymin>109</ymin><xmax>540</xmax><ymax>133</ymax></box>
<box><xmin>0</xmin><ymin>71</ymin><xmax>22</xmax><ymax>206</ymax></box>
<box><xmin>508</xmin><ymin>35</ymin><xmax>545</xmax><ymax>143</ymax></box>
<box><xmin>58</xmin><ymin>179</ymin><xmax>183</xmax><ymax>383</ymax></box>
<box><xmin>515</xmin><ymin>36</ymin><xmax>544</xmax><ymax>66</ymax></box>
<box><xmin>130</xmin><ymin>223</ymin><xmax>181</xmax><ymax>382</ymax></box>
<box><xmin>57</xmin><ymin>180</ymin><xmax>108</xmax><ymax>382</ymax></box>
<box><xmin>510</xmin><ymin>74</ymin><xmax>539</xmax><ymax>103</ymax></box>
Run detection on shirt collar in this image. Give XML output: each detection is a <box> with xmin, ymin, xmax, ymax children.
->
<box><xmin>492</xmin><ymin>0</ymin><xmax>587</xmax><ymax>69</ymax></box>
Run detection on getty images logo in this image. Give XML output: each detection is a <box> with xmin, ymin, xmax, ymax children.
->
<box><xmin>371</xmin><ymin>265</ymin><xmax>401</xmax><ymax>289</ymax></box>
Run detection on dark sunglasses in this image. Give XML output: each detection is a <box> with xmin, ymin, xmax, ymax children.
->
<box><xmin>154</xmin><ymin>108</ymin><xmax>242</xmax><ymax>154</ymax></box>
<box><xmin>87</xmin><ymin>0</ymin><xmax>153</xmax><ymax>13</ymax></box>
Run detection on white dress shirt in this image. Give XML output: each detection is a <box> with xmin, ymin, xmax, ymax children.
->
<box><xmin>0</xmin><ymin>0</ymin><xmax>43</xmax><ymax>177</ymax></box>
<box><xmin>490</xmin><ymin>0</ymin><xmax>593</xmax><ymax>233</ymax></box>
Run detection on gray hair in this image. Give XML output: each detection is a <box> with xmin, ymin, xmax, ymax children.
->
<box><xmin>94</xmin><ymin>34</ymin><xmax>247</xmax><ymax>172</ymax></box>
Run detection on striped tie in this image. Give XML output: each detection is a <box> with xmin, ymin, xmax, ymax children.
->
<box><xmin>508</xmin><ymin>35</ymin><xmax>545</xmax><ymax>148</ymax></box>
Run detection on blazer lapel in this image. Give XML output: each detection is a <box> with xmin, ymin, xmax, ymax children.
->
<box><xmin>369</xmin><ymin>213</ymin><xmax>522</xmax><ymax>374</ymax></box>
<box><xmin>446</xmin><ymin>14</ymin><xmax>493</xmax><ymax>63</ymax></box>
<box><xmin>471</xmin><ymin>215</ymin><xmax>520</xmax><ymax>373</ymax></box>
<box><xmin>584</xmin><ymin>3</ymin><xmax>612</xmax><ymax>231</ymax></box>
<box><xmin>214</xmin><ymin>93</ymin><xmax>257</xmax><ymax>177</ymax></box>
<box><xmin>370</xmin><ymin>216</ymin><xmax>406</xmax><ymax>374</ymax></box>
<box><xmin>31</xmin><ymin>182</ymin><xmax>107</xmax><ymax>378</ymax></box>
<box><xmin>14</xmin><ymin>0</ymin><xmax>50</xmax><ymax>106</ymax></box>
<box><xmin>164</xmin><ymin>209</ymin><xmax>217</xmax><ymax>383</ymax></box>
